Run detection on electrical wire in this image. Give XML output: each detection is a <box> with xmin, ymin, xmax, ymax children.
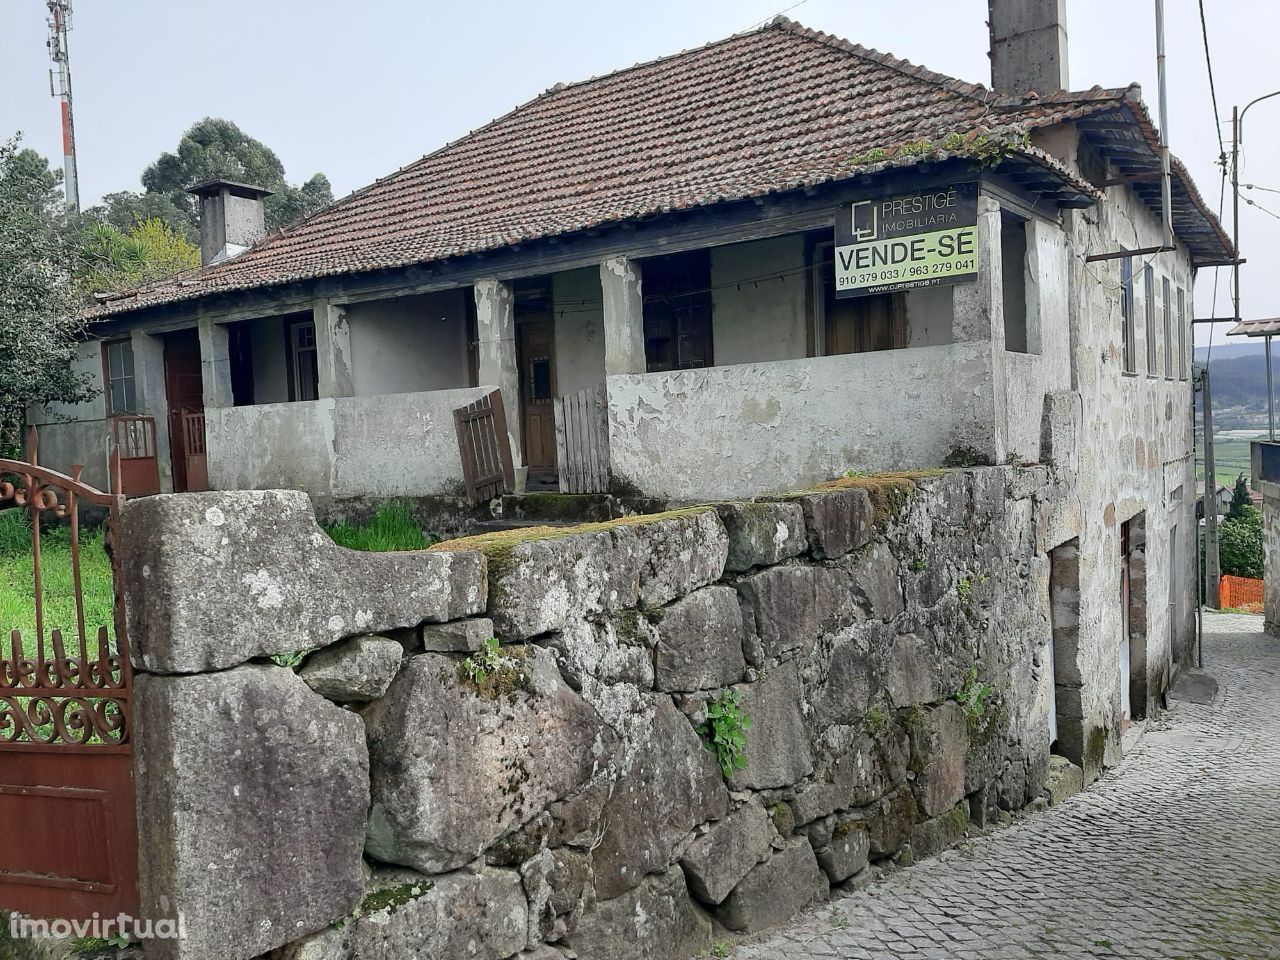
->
<box><xmin>1242</xmin><ymin>183</ymin><xmax>1280</xmax><ymax>196</ymax></box>
<box><xmin>1198</xmin><ymin>0</ymin><xmax>1227</xmax><ymax>161</ymax></box>
<box><xmin>1242</xmin><ymin>196</ymin><xmax>1280</xmax><ymax>222</ymax></box>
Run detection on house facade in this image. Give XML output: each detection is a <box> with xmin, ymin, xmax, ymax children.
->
<box><xmin>34</xmin><ymin>8</ymin><xmax>1229</xmax><ymax>762</ymax></box>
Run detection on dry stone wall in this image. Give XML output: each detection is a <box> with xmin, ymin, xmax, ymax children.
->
<box><xmin>122</xmin><ymin>466</ymin><xmax>1062</xmax><ymax>960</ymax></box>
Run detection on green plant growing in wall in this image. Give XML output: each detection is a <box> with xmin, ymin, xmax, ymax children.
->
<box><xmin>457</xmin><ymin>638</ymin><xmax>532</xmax><ymax>700</ymax></box>
<box><xmin>953</xmin><ymin>665</ymin><xmax>995</xmax><ymax>720</ymax></box>
<box><xmin>698</xmin><ymin>689</ymin><xmax>753</xmax><ymax>778</ymax></box>
<box><xmin>864</xmin><ymin>704</ymin><xmax>889</xmax><ymax>733</ymax></box>
<box><xmin>270</xmin><ymin>650</ymin><xmax>307</xmax><ymax>669</ymax></box>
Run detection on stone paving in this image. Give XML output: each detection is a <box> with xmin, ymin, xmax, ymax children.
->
<box><xmin>735</xmin><ymin>614</ymin><xmax>1280</xmax><ymax>960</ymax></box>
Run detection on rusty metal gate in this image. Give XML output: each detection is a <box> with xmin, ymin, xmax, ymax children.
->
<box><xmin>453</xmin><ymin>390</ymin><xmax>516</xmax><ymax>503</ymax></box>
<box><xmin>0</xmin><ymin>428</ymin><xmax>139</xmax><ymax>921</ymax></box>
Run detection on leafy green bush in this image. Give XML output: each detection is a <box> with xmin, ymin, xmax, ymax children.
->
<box><xmin>1219</xmin><ymin>505</ymin><xmax>1264</xmax><ymax>579</ymax></box>
<box><xmin>324</xmin><ymin>501</ymin><xmax>435</xmax><ymax>552</ymax></box>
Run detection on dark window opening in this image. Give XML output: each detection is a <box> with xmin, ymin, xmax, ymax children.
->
<box><xmin>1001</xmin><ymin>214</ymin><xmax>1030</xmax><ymax>353</ymax></box>
<box><xmin>814</xmin><ymin>241</ymin><xmax>906</xmax><ymax>354</ymax></box>
<box><xmin>103</xmin><ymin>338</ymin><xmax>137</xmax><ymax>414</ymax></box>
<box><xmin>643</xmin><ymin>251</ymin><xmax>712</xmax><ymax>372</ymax></box>
<box><xmin>228</xmin><ymin>321</ymin><xmax>255</xmax><ymax>406</ymax></box>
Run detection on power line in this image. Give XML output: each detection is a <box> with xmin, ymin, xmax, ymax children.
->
<box><xmin>1197</xmin><ymin>0</ymin><xmax>1227</xmax><ymax>162</ymax></box>
<box><xmin>1243</xmin><ymin>183</ymin><xmax>1280</xmax><ymax>196</ymax></box>
<box><xmin>1243</xmin><ymin>196</ymin><xmax>1280</xmax><ymax>222</ymax></box>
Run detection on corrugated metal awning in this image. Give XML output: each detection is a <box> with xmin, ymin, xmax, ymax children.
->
<box><xmin>1226</xmin><ymin>318</ymin><xmax>1280</xmax><ymax>337</ymax></box>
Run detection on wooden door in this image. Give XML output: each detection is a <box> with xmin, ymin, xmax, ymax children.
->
<box><xmin>518</xmin><ymin>318</ymin><xmax>558</xmax><ymax>479</ymax></box>
<box><xmin>163</xmin><ymin>330</ymin><xmax>206</xmax><ymax>493</ymax></box>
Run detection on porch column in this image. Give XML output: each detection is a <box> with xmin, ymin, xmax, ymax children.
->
<box><xmin>600</xmin><ymin>256</ymin><xmax>646</xmax><ymax>375</ymax></box>
<box><xmin>951</xmin><ymin>196</ymin><xmax>1005</xmax><ymax>346</ymax></box>
<box><xmin>314</xmin><ymin>299</ymin><xmax>355</xmax><ymax>399</ymax></box>
<box><xmin>473</xmin><ymin>279</ymin><xmax>524</xmax><ymax>472</ymax></box>
<box><xmin>130</xmin><ymin>329</ymin><xmax>174</xmax><ymax>494</ymax></box>
<box><xmin>950</xmin><ymin>195</ymin><xmax>1008</xmax><ymax>463</ymax></box>
<box><xmin>198</xmin><ymin>318</ymin><xmax>234</xmax><ymax>409</ymax></box>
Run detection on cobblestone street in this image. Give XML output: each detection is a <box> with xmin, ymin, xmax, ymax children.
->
<box><xmin>736</xmin><ymin>614</ymin><xmax>1280</xmax><ymax>960</ymax></box>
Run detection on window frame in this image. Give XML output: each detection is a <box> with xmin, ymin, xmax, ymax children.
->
<box><xmin>1120</xmin><ymin>257</ymin><xmax>1136</xmax><ymax>374</ymax></box>
<box><xmin>285</xmin><ymin>317</ymin><xmax>320</xmax><ymax>403</ymax></box>
<box><xmin>1177</xmin><ymin>286</ymin><xmax>1188</xmax><ymax>380</ymax></box>
<box><xmin>102</xmin><ymin>337</ymin><xmax>138</xmax><ymax>415</ymax></box>
<box><xmin>1144</xmin><ymin>264</ymin><xmax>1157</xmax><ymax>379</ymax></box>
<box><xmin>1162</xmin><ymin>276</ymin><xmax>1173</xmax><ymax>380</ymax></box>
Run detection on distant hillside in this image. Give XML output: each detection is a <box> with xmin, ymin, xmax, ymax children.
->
<box><xmin>1198</xmin><ymin>345</ymin><xmax>1280</xmax><ymax>429</ymax></box>
<box><xmin>1194</xmin><ymin>342</ymin><xmax>1265</xmax><ymax>363</ymax></box>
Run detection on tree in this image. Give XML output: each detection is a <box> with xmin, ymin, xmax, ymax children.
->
<box><xmin>0</xmin><ymin>136</ymin><xmax>94</xmax><ymax>454</ymax></box>
<box><xmin>85</xmin><ymin>190</ymin><xmax>197</xmax><ymax>245</ymax></box>
<box><xmin>78</xmin><ymin>218</ymin><xmax>200</xmax><ymax>299</ymax></box>
<box><xmin>96</xmin><ymin>118</ymin><xmax>334</xmax><ymax>238</ymax></box>
<box><xmin>1227</xmin><ymin>472</ymin><xmax>1252</xmax><ymax>521</ymax></box>
<box><xmin>1219</xmin><ymin>505</ymin><xmax>1264</xmax><ymax>580</ymax></box>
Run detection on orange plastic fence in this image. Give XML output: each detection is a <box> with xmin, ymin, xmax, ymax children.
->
<box><xmin>1220</xmin><ymin>574</ymin><xmax>1264</xmax><ymax>611</ymax></box>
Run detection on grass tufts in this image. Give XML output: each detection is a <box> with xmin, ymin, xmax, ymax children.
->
<box><xmin>323</xmin><ymin>501</ymin><xmax>436</xmax><ymax>552</ymax></box>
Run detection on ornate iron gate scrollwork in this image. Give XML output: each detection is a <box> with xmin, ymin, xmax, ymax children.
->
<box><xmin>0</xmin><ymin>428</ymin><xmax>139</xmax><ymax>922</ymax></box>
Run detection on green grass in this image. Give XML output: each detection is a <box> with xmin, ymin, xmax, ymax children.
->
<box><xmin>0</xmin><ymin>509</ymin><xmax>116</xmax><ymax>658</ymax></box>
<box><xmin>323</xmin><ymin>501</ymin><xmax>437</xmax><ymax>552</ymax></box>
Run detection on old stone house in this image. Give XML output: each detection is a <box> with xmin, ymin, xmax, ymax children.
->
<box><xmin>35</xmin><ymin>8</ymin><xmax>1228</xmax><ymax>769</ymax></box>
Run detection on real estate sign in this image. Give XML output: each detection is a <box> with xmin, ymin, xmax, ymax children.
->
<box><xmin>834</xmin><ymin>183</ymin><xmax>979</xmax><ymax>298</ymax></box>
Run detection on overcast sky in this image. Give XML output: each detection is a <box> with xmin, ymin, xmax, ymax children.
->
<box><xmin>1</xmin><ymin>0</ymin><xmax>1275</xmax><ymax>348</ymax></box>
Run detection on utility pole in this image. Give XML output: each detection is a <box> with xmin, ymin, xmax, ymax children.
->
<box><xmin>1201</xmin><ymin>367</ymin><xmax>1221</xmax><ymax>609</ymax></box>
<box><xmin>46</xmin><ymin>0</ymin><xmax>79</xmax><ymax>213</ymax></box>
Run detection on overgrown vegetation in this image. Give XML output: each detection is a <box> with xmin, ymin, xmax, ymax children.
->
<box><xmin>0</xmin><ymin>509</ymin><xmax>114</xmax><ymax>656</ymax></box>
<box><xmin>698</xmin><ymin>688</ymin><xmax>752</xmax><ymax>778</ymax></box>
<box><xmin>1217</xmin><ymin>504</ymin><xmax>1263</xmax><ymax>580</ymax></box>
<box><xmin>324</xmin><ymin>501</ymin><xmax>436</xmax><ymax>552</ymax></box>
<box><xmin>953</xmin><ymin>665</ymin><xmax>996</xmax><ymax>720</ymax></box>
<box><xmin>0</xmin><ymin>136</ymin><xmax>95</xmax><ymax>453</ymax></box>
<box><xmin>457</xmin><ymin>639</ymin><xmax>532</xmax><ymax>700</ymax></box>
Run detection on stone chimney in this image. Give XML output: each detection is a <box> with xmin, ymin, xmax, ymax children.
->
<box><xmin>186</xmin><ymin>179</ymin><xmax>273</xmax><ymax>266</ymax></box>
<box><xmin>988</xmin><ymin>0</ymin><xmax>1069</xmax><ymax>97</ymax></box>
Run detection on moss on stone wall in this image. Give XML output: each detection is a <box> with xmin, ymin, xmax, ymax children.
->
<box><xmin>809</xmin><ymin>471</ymin><xmax>945</xmax><ymax>530</ymax></box>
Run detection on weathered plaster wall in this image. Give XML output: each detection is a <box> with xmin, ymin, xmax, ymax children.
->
<box><xmin>122</xmin><ymin>467</ymin><xmax>1067</xmax><ymax>960</ymax></box>
<box><xmin>35</xmin><ymin>338</ymin><xmax>104</xmax><ymax>423</ymax></box>
<box><xmin>206</xmin><ymin>387</ymin><xmax>489</xmax><ymax>498</ymax></box>
<box><xmin>605</xmin><ymin>344</ymin><xmax>997</xmax><ymax>501</ymax></box>
<box><xmin>711</xmin><ymin>235</ymin><xmax>808</xmax><ymax>365</ymax></box>
<box><xmin>552</xmin><ymin>268</ymin><xmax>607</xmax><ymax>397</ymax></box>
<box><xmin>22</xmin><ymin>419</ymin><xmax>114</xmax><ymax>490</ymax></box>
<box><xmin>345</xmin><ymin>291</ymin><xmax>471</xmax><ymax>397</ymax></box>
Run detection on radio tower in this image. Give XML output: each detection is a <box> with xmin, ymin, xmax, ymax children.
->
<box><xmin>46</xmin><ymin>0</ymin><xmax>79</xmax><ymax>213</ymax></box>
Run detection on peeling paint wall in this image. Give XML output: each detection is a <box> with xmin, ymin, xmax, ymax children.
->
<box><xmin>346</xmin><ymin>291</ymin><xmax>471</xmax><ymax>397</ymax></box>
<box><xmin>206</xmin><ymin>387</ymin><xmax>489</xmax><ymax>498</ymax></box>
<box><xmin>605</xmin><ymin>344</ymin><xmax>997</xmax><ymax>501</ymax></box>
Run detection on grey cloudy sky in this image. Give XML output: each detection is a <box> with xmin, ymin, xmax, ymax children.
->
<box><xmin>1</xmin><ymin>0</ymin><xmax>1276</xmax><ymax>347</ymax></box>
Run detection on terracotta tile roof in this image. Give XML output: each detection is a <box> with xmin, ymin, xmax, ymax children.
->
<box><xmin>88</xmin><ymin>17</ymin><xmax>1230</xmax><ymax>319</ymax></box>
